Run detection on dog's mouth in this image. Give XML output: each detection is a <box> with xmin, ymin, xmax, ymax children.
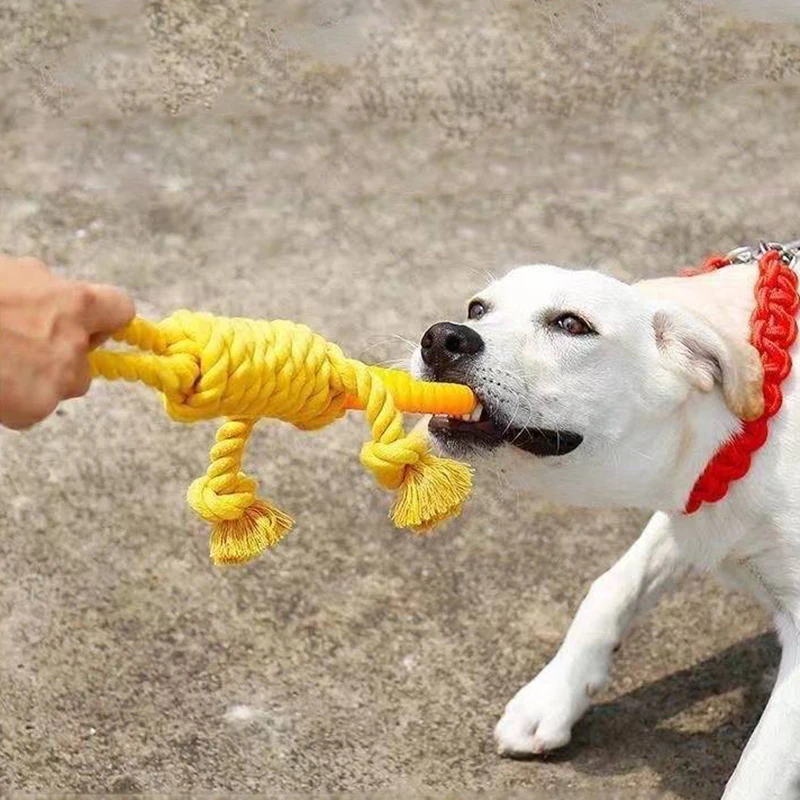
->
<box><xmin>428</xmin><ymin>399</ymin><xmax>583</xmax><ymax>457</ymax></box>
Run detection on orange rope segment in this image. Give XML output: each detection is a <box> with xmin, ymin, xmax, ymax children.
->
<box><xmin>344</xmin><ymin>367</ymin><xmax>477</xmax><ymax>416</ymax></box>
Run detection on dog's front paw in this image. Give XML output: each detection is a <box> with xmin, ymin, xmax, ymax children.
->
<box><xmin>494</xmin><ymin>660</ymin><xmax>594</xmax><ymax>757</ymax></box>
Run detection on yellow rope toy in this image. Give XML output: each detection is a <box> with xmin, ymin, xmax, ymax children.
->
<box><xmin>89</xmin><ymin>311</ymin><xmax>478</xmax><ymax>566</ymax></box>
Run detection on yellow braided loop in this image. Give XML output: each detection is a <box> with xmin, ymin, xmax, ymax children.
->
<box><xmin>90</xmin><ymin>312</ymin><xmax>475</xmax><ymax>565</ymax></box>
<box><xmin>187</xmin><ymin>419</ymin><xmax>259</xmax><ymax>522</ymax></box>
<box><xmin>112</xmin><ymin>316</ymin><xmax>168</xmax><ymax>353</ymax></box>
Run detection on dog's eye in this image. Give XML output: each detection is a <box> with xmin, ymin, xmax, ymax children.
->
<box><xmin>552</xmin><ymin>313</ymin><xmax>595</xmax><ymax>336</ymax></box>
<box><xmin>468</xmin><ymin>300</ymin><xmax>487</xmax><ymax>320</ymax></box>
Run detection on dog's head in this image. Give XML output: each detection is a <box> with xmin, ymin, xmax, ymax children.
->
<box><xmin>411</xmin><ymin>264</ymin><xmax>763</xmax><ymax>509</ymax></box>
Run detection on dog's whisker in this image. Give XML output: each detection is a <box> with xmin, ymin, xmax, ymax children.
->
<box><xmin>618</xmin><ymin>440</ymin><xmax>658</xmax><ymax>463</ymax></box>
<box><xmin>502</xmin><ymin>390</ymin><xmax>525</xmax><ymax>437</ymax></box>
<box><xmin>507</xmin><ymin>398</ymin><xmax>543</xmax><ymax>445</ymax></box>
<box><xmin>359</xmin><ymin>334</ymin><xmax>417</xmax><ymax>353</ymax></box>
<box><xmin>374</xmin><ymin>357</ymin><xmax>414</xmax><ymax>369</ymax></box>
<box><xmin>465</xmin><ymin>266</ymin><xmax>499</xmax><ymax>289</ymax></box>
<box><xmin>387</xmin><ymin>333</ymin><xmax>419</xmax><ymax>351</ymax></box>
<box><xmin>357</xmin><ymin>336</ymin><xmax>418</xmax><ymax>367</ymax></box>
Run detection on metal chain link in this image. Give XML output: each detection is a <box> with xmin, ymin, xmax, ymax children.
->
<box><xmin>725</xmin><ymin>239</ymin><xmax>800</xmax><ymax>269</ymax></box>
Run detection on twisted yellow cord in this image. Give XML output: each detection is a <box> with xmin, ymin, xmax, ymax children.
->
<box><xmin>89</xmin><ymin>312</ymin><xmax>477</xmax><ymax>566</ymax></box>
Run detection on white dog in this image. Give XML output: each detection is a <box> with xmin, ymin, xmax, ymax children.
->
<box><xmin>411</xmin><ymin>243</ymin><xmax>800</xmax><ymax>800</ymax></box>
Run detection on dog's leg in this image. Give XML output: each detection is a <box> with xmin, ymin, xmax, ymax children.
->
<box><xmin>495</xmin><ymin>511</ymin><xmax>691</xmax><ymax>756</ymax></box>
<box><xmin>722</xmin><ymin>614</ymin><xmax>800</xmax><ymax>800</ymax></box>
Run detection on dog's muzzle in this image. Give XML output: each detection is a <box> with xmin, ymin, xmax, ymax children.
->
<box><xmin>419</xmin><ymin>322</ymin><xmax>582</xmax><ymax>457</ymax></box>
<box><xmin>420</xmin><ymin>322</ymin><xmax>484</xmax><ymax>379</ymax></box>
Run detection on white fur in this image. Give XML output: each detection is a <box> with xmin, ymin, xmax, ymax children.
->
<box><xmin>412</xmin><ymin>262</ymin><xmax>800</xmax><ymax>799</ymax></box>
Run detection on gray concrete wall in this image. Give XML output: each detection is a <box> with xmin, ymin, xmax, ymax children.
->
<box><xmin>1</xmin><ymin>1</ymin><xmax>798</xmax><ymax>796</ymax></box>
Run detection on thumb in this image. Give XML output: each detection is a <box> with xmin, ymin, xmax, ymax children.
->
<box><xmin>81</xmin><ymin>283</ymin><xmax>135</xmax><ymax>336</ymax></box>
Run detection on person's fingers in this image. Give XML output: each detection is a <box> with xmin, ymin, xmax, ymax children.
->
<box><xmin>12</xmin><ymin>256</ymin><xmax>51</xmax><ymax>278</ymax></box>
<box><xmin>88</xmin><ymin>331</ymin><xmax>110</xmax><ymax>350</ymax></box>
<box><xmin>0</xmin><ymin>385</ymin><xmax>59</xmax><ymax>429</ymax></box>
<box><xmin>79</xmin><ymin>283</ymin><xmax>135</xmax><ymax>335</ymax></box>
<box><xmin>0</xmin><ymin>409</ymin><xmax>37</xmax><ymax>430</ymax></box>
<box><xmin>61</xmin><ymin>359</ymin><xmax>92</xmax><ymax>400</ymax></box>
<box><xmin>0</xmin><ymin>402</ymin><xmax>34</xmax><ymax>429</ymax></box>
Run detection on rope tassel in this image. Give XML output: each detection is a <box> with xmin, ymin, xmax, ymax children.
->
<box><xmin>89</xmin><ymin>312</ymin><xmax>476</xmax><ymax>565</ymax></box>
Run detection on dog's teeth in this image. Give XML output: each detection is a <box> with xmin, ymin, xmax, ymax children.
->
<box><xmin>461</xmin><ymin>414</ymin><xmax>471</xmax><ymax>421</ymax></box>
<box><xmin>470</xmin><ymin>403</ymin><xmax>483</xmax><ymax>422</ymax></box>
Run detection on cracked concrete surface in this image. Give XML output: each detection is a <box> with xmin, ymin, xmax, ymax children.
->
<box><xmin>1</xmin><ymin>0</ymin><xmax>798</xmax><ymax>796</ymax></box>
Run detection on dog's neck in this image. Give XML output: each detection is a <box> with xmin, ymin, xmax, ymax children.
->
<box><xmin>645</xmin><ymin>387</ymin><xmax>742</xmax><ymax>513</ymax></box>
<box><xmin>635</xmin><ymin>264</ymin><xmax>760</xmax><ymax>512</ymax></box>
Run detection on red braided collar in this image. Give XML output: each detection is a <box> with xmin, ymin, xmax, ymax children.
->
<box><xmin>682</xmin><ymin>248</ymin><xmax>799</xmax><ymax>514</ymax></box>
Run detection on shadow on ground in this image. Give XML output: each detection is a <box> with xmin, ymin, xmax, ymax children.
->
<box><xmin>558</xmin><ymin>633</ymin><xmax>779</xmax><ymax>800</ymax></box>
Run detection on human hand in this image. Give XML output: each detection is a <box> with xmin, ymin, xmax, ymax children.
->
<box><xmin>0</xmin><ymin>255</ymin><xmax>134</xmax><ymax>429</ymax></box>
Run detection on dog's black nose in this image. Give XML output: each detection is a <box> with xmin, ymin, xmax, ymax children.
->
<box><xmin>420</xmin><ymin>322</ymin><xmax>484</xmax><ymax>374</ymax></box>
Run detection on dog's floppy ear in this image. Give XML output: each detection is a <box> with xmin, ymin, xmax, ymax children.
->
<box><xmin>653</xmin><ymin>308</ymin><xmax>764</xmax><ymax>421</ymax></box>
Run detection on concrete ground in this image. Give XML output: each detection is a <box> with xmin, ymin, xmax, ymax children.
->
<box><xmin>1</xmin><ymin>0</ymin><xmax>799</xmax><ymax>796</ymax></box>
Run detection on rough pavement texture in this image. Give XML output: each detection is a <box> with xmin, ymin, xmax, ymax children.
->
<box><xmin>1</xmin><ymin>0</ymin><xmax>799</xmax><ymax>797</ymax></box>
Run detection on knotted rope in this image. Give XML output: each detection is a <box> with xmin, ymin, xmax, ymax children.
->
<box><xmin>89</xmin><ymin>311</ymin><xmax>477</xmax><ymax>565</ymax></box>
<box><xmin>682</xmin><ymin>249</ymin><xmax>799</xmax><ymax>513</ymax></box>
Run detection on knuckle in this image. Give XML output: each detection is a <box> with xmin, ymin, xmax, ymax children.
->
<box><xmin>52</xmin><ymin>317</ymin><xmax>90</xmax><ymax>353</ymax></box>
<box><xmin>59</xmin><ymin>326</ymin><xmax>89</xmax><ymax>357</ymax></box>
<box><xmin>71</xmin><ymin>327</ymin><xmax>90</xmax><ymax>352</ymax></box>
<box><xmin>64</xmin><ymin>283</ymin><xmax>94</xmax><ymax>317</ymax></box>
<box><xmin>57</xmin><ymin>355</ymin><xmax>91</xmax><ymax>398</ymax></box>
<box><xmin>119</xmin><ymin>292</ymin><xmax>135</xmax><ymax>323</ymax></box>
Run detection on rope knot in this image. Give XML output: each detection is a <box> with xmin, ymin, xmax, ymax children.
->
<box><xmin>362</xmin><ymin>432</ymin><xmax>474</xmax><ymax>531</ymax></box>
<box><xmin>187</xmin><ymin>472</ymin><xmax>257</xmax><ymax>522</ymax></box>
<box><xmin>360</xmin><ymin>434</ymin><xmax>429</xmax><ymax>489</ymax></box>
